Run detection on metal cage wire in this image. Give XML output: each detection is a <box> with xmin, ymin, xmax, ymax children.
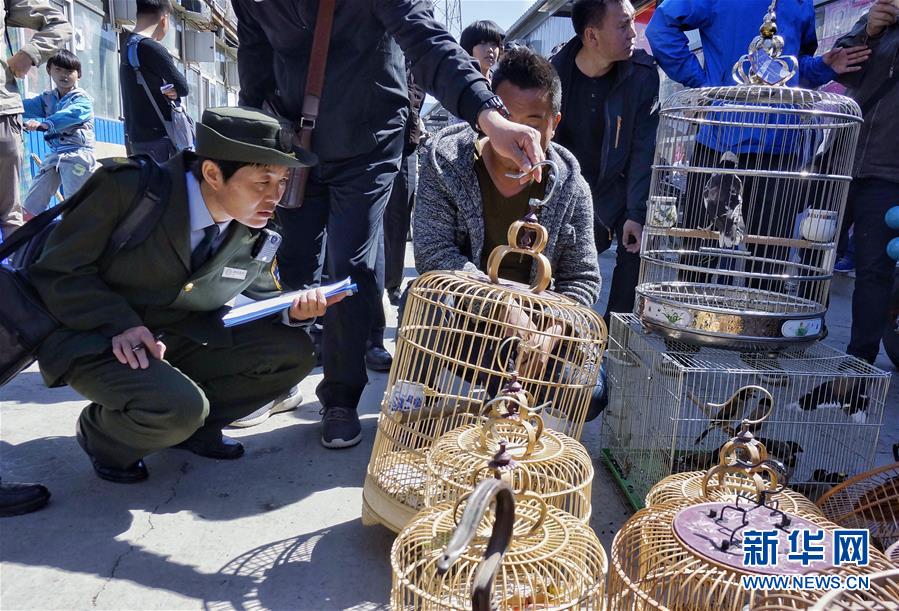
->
<box><xmin>363</xmin><ymin>271</ymin><xmax>607</xmax><ymax>532</ymax></box>
<box><xmin>636</xmin><ymin>85</ymin><xmax>862</xmax><ymax>349</ymax></box>
<box><xmin>602</xmin><ymin>314</ymin><xmax>889</xmax><ymax>509</ymax></box>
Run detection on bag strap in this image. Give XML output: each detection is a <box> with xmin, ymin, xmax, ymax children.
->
<box><xmin>126</xmin><ymin>36</ymin><xmax>179</xmax><ymax>145</ymax></box>
<box><xmin>0</xmin><ymin>185</ymin><xmax>83</xmax><ymax>261</ymax></box>
<box><xmin>287</xmin><ymin>0</ymin><xmax>336</xmax><ymax>207</ymax></box>
<box><xmin>101</xmin><ymin>157</ymin><xmax>171</xmax><ymax>263</ymax></box>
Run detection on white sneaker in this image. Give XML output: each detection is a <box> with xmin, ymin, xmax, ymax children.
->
<box><xmin>229</xmin><ymin>386</ymin><xmax>304</xmax><ymax>428</ymax></box>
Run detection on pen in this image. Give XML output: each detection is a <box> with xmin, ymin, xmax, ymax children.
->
<box><xmin>615</xmin><ymin>116</ymin><xmax>622</xmax><ymax>149</ymax></box>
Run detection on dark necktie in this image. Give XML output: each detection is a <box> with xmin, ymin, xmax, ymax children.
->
<box><xmin>190</xmin><ymin>225</ymin><xmax>219</xmax><ymax>272</ymax></box>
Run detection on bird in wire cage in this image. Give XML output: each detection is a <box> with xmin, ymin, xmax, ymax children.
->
<box><xmin>692</xmin><ymin>386</ymin><xmax>760</xmax><ymax>445</ymax></box>
<box><xmin>701</xmin><ymin>152</ymin><xmax>746</xmax><ymax>249</ymax></box>
<box><xmin>788</xmin><ymin>376</ymin><xmax>870</xmax><ymax>422</ymax></box>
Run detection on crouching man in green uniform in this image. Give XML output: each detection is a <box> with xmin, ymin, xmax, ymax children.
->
<box><xmin>28</xmin><ymin>107</ymin><xmax>336</xmax><ymax>483</ymax></box>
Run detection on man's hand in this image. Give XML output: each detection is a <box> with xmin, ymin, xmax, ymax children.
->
<box><xmin>477</xmin><ymin>108</ymin><xmax>545</xmax><ymax>183</ymax></box>
<box><xmin>112</xmin><ymin>326</ymin><xmax>166</xmax><ymax>370</ymax></box>
<box><xmin>866</xmin><ymin>0</ymin><xmax>899</xmax><ymax>38</ymax></box>
<box><xmin>822</xmin><ymin>45</ymin><xmax>872</xmax><ymax>74</ymax></box>
<box><xmin>23</xmin><ymin>120</ymin><xmax>47</xmax><ymax>132</ymax></box>
<box><xmin>6</xmin><ymin>51</ymin><xmax>34</xmax><ymax>78</ymax></box>
<box><xmin>622</xmin><ymin>219</ymin><xmax>643</xmax><ymax>254</ymax></box>
<box><xmin>288</xmin><ymin>288</ymin><xmax>348</xmax><ymax>321</ymax></box>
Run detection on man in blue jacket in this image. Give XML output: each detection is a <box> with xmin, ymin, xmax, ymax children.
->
<box><xmin>233</xmin><ymin>0</ymin><xmax>546</xmax><ymax>450</ymax></box>
<box><xmin>551</xmin><ymin>0</ymin><xmax>659</xmax><ymax>319</ymax></box>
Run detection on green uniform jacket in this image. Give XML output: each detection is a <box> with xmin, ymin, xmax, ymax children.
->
<box><xmin>29</xmin><ymin>152</ymin><xmax>281</xmax><ymax>387</ymax></box>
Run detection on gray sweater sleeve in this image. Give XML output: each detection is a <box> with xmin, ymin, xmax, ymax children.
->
<box><xmin>551</xmin><ymin>173</ymin><xmax>601</xmax><ymax>307</ymax></box>
<box><xmin>413</xmin><ymin>150</ymin><xmax>479</xmax><ymax>275</ymax></box>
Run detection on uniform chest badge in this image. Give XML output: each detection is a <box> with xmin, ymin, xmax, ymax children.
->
<box><xmin>222</xmin><ymin>267</ymin><xmax>248</xmax><ymax>280</ymax></box>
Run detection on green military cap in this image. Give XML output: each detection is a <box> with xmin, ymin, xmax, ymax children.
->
<box><xmin>195</xmin><ymin>106</ymin><xmax>318</xmax><ymax>168</ymax></box>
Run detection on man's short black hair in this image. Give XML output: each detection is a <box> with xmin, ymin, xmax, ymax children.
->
<box><xmin>459</xmin><ymin>20</ymin><xmax>505</xmax><ymax>56</ymax></box>
<box><xmin>572</xmin><ymin>0</ymin><xmax>624</xmax><ymax>38</ymax></box>
<box><xmin>47</xmin><ymin>49</ymin><xmax>82</xmax><ymax>77</ymax></box>
<box><xmin>137</xmin><ymin>0</ymin><xmax>173</xmax><ymax>18</ymax></box>
<box><xmin>191</xmin><ymin>157</ymin><xmax>258</xmax><ymax>183</ymax></box>
<box><xmin>491</xmin><ymin>48</ymin><xmax>562</xmax><ymax>115</ymax></box>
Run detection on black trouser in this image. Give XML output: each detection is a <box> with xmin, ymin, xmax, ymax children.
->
<box><xmin>846</xmin><ymin>177</ymin><xmax>899</xmax><ymax>363</ymax></box>
<box><xmin>384</xmin><ymin>152</ymin><xmax>417</xmax><ymax>293</ymax></box>
<box><xmin>595</xmin><ymin>216</ymin><xmax>641</xmax><ymax>318</ymax></box>
<box><xmin>274</xmin><ymin>134</ymin><xmax>403</xmax><ymax>408</ymax></box>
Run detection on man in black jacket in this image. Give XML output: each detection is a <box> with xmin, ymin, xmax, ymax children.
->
<box><xmin>551</xmin><ymin>0</ymin><xmax>659</xmax><ymax>318</ymax></box>
<box><xmin>119</xmin><ymin>0</ymin><xmax>189</xmax><ymax>162</ymax></box>
<box><xmin>232</xmin><ymin>0</ymin><xmax>545</xmax><ymax>449</ymax></box>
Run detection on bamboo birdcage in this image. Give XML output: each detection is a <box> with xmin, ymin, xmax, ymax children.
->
<box><xmin>644</xmin><ymin>400</ymin><xmax>823</xmax><ymax>517</ymax></box>
<box><xmin>608</xmin><ymin>497</ymin><xmax>895</xmax><ymax>611</ymax></box>
<box><xmin>391</xmin><ymin>454</ymin><xmax>607</xmax><ymax>610</ymax></box>
<box><xmin>635</xmin><ymin>1</ymin><xmax>862</xmax><ymax>350</ymax></box>
<box><xmin>363</xmin><ymin>161</ymin><xmax>607</xmax><ymax>532</ymax></box>
<box><xmin>425</xmin><ymin>374</ymin><xmax>594</xmax><ymax>523</ymax></box>
<box><xmin>815</xmin><ymin>462</ymin><xmax>899</xmax><ymax>552</ymax></box>
<box><xmin>752</xmin><ymin>569</ymin><xmax>899</xmax><ymax>610</ymax></box>
<box><xmin>887</xmin><ymin>540</ymin><xmax>899</xmax><ymax>567</ymax></box>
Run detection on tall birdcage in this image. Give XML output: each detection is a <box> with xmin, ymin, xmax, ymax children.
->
<box><xmin>635</xmin><ymin>2</ymin><xmax>862</xmax><ymax>349</ymax></box>
<box><xmin>425</xmin><ymin>376</ymin><xmax>594</xmax><ymax>523</ymax></box>
<box><xmin>363</xmin><ymin>161</ymin><xmax>607</xmax><ymax>532</ymax></box>
<box><xmin>602</xmin><ymin>314</ymin><xmax>890</xmax><ymax>509</ymax></box>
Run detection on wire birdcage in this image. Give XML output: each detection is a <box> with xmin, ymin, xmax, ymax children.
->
<box><xmin>363</xmin><ymin>162</ymin><xmax>607</xmax><ymax>532</ymax></box>
<box><xmin>390</xmin><ymin>468</ymin><xmax>607</xmax><ymax>609</ymax></box>
<box><xmin>644</xmin><ymin>410</ymin><xmax>823</xmax><ymax>517</ymax></box>
<box><xmin>608</xmin><ymin>498</ymin><xmax>895</xmax><ymax>611</ymax></box>
<box><xmin>602</xmin><ymin>314</ymin><xmax>890</xmax><ymax>509</ymax></box>
<box><xmin>752</xmin><ymin>569</ymin><xmax>899</xmax><ymax>610</ymax></box>
<box><xmin>637</xmin><ymin>81</ymin><xmax>861</xmax><ymax>349</ymax></box>
<box><xmin>425</xmin><ymin>376</ymin><xmax>594</xmax><ymax>523</ymax></box>
<box><xmin>815</xmin><ymin>462</ymin><xmax>899</xmax><ymax>552</ymax></box>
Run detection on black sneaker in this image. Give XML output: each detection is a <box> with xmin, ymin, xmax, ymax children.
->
<box><xmin>320</xmin><ymin>406</ymin><xmax>362</xmax><ymax>449</ymax></box>
<box><xmin>0</xmin><ymin>481</ymin><xmax>50</xmax><ymax>517</ymax></box>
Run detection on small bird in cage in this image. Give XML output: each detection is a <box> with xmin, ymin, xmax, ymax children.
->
<box><xmin>692</xmin><ymin>387</ymin><xmax>760</xmax><ymax>445</ymax></box>
<box><xmin>701</xmin><ymin>152</ymin><xmax>746</xmax><ymax>248</ymax></box>
<box><xmin>788</xmin><ymin>376</ymin><xmax>870</xmax><ymax>423</ymax></box>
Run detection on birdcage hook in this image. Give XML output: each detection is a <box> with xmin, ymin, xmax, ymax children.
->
<box><xmin>436</xmin><ymin>478</ymin><xmax>516</xmax><ymax>611</ymax></box>
<box><xmin>732</xmin><ymin>0</ymin><xmax>798</xmax><ymax>85</ymax></box>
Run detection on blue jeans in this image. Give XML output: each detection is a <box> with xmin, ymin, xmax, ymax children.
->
<box><xmin>846</xmin><ymin>178</ymin><xmax>899</xmax><ymax>363</ymax></box>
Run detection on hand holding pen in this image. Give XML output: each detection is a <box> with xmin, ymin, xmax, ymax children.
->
<box><xmin>110</xmin><ymin>327</ymin><xmax>167</xmax><ymax>370</ymax></box>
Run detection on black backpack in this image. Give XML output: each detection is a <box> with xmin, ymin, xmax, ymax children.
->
<box><xmin>0</xmin><ymin>155</ymin><xmax>170</xmax><ymax>386</ymax></box>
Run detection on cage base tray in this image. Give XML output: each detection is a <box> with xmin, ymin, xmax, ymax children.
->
<box><xmin>361</xmin><ymin>474</ymin><xmax>420</xmax><ymax>533</ymax></box>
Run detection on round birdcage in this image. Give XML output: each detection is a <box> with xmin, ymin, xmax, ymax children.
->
<box><xmin>815</xmin><ymin>462</ymin><xmax>899</xmax><ymax>552</ymax></box>
<box><xmin>363</xmin><ymin>161</ymin><xmax>607</xmax><ymax>532</ymax></box>
<box><xmin>390</xmin><ymin>478</ymin><xmax>607</xmax><ymax>610</ymax></box>
<box><xmin>644</xmin><ymin>392</ymin><xmax>822</xmax><ymax>517</ymax></box>
<box><xmin>425</xmin><ymin>377</ymin><xmax>594</xmax><ymax>523</ymax></box>
<box><xmin>752</xmin><ymin>569</ymin><xmax>899</xmax><ymax>610</ymax></box>
<box><xmin>637</xmin><ymin>83</ymin><xmax>862</xmax><ymax>350</ymax></box>
<box><xmin>608</xmin><ymin>498</ymin><xmax>894</xmax><ymax>611</ymax></box>
<box><xmin>887</xmin><ymin>540</ymin><xmax>899</xmax><ymax>567</ymax></box>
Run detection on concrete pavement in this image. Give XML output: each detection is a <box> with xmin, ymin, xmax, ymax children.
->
<box><xmin>1</xmin><ymin>248</ymin><xmax>895</xmax><ymax>610</ymax></box>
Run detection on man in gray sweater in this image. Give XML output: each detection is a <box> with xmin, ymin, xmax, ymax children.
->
<box><xmin>415</xmin><ymin>48</ymin><xmax>600</xmax><ymax>308</ymax></box>
<box><xmin>832</xmin><ymin>0</ymin><xmax>899</xmax><ymax>364</ymax></box>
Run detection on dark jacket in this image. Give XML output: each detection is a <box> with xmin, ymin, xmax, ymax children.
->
<box><xmin>834</xmin><ymin>15</ymin><xmax>899</xmax><ymax>183</ymax></box>
<box><xmin>231</xmin><ymin>0</ymin><xmax>494</xmax><ymax>163</ymax></box>
<box><xmin>551</xmin><ymin>39</ymin><xmax>660</xmax><ymax>229</ymax></box>
<box><xmin>119</xmin><ymin>34</ymin><xmax>190</xmax><ymax>143</ymax></box>
<box><xmin>30</xmin><ymin>153</ymin><xmax>281</xmax><ymax>386</ymax></box>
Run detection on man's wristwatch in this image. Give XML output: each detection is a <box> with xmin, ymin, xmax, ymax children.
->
<box><xmin>475</xmin><ymin>95</ymin><xmax>511</xmax><ymax>134</ymax></box>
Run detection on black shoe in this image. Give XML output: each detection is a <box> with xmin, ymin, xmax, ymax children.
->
<box><xmin>320</xmin><ymin>406</ymin><xmax>362</xmax><ymax>449</ymax></box>
<box><xmin>0</xmin><ymin>482</ymin><xmax>51</xmax><ymax>517</ymax></box>
<box><xmin>174</xmin><ymin>433</ymin><xmax>245</xmax><ymax>460</ymax></box>
<box><xmin>387</xmin><ymin>288</ymin><xmax>402</xmax><ymax>307</ymax></box>
<box><xmin>365</xmin><ymin>345</ymin><xmax>393</xmax><ymax>372</ymax></box>
<box><xmin>76</xmin><ymin>422</ymin><xmax>148</xmax><ymax>484</ymax></box>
